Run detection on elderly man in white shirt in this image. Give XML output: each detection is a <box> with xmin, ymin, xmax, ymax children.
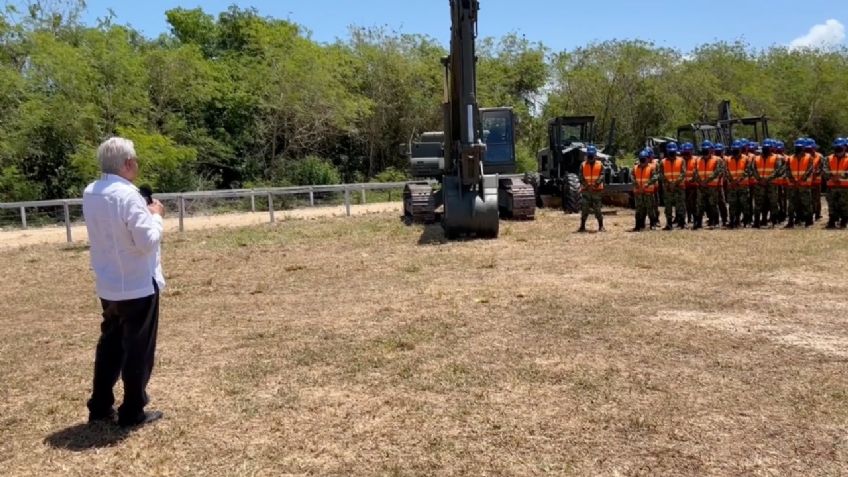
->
<box><xmin>82</xmin><ymin>137</ymin><xmax>166</xmax><ymax>428</ymax></box>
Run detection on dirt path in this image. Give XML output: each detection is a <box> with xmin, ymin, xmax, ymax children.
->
<box><xmin>0</xmin><ymin>201</ymin><xmax>403</xmax><ymax>250</ymax></box>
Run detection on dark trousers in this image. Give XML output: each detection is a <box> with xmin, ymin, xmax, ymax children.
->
<box><xmin>87</xmin><ymin>282</ymin><xmax>159</xmax><ymax>423</ymax></box>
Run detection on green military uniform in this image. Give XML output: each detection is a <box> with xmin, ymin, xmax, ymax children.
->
<box><xmin>725</xmin><ymin>154</ymin><xmax>753</xmax><ymax>228</ymax></box>
<box><xmin>658</xmin><ymin>156</ymin><xmax>686</xmax><ymax>229</ymax></box>
<box><xmin>751</xmin><ymin>154</ymin><xmax>784</xmax><ymax>227</ymax></box>
<box><xmin>578</xmin><ymin>158</ymin><xmax>605</xmax><ymax>232</ymax></box>
<box><xmin>785</xmin><ymin>153</ymin><xmax>814</xmax><ymax>227</ymax></box>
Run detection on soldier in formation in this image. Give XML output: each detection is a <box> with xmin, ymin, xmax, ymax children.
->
<box><xmin>620</xmin><ymin>135</ymin><xmax>846</xmax><ymax>232</ymax></box>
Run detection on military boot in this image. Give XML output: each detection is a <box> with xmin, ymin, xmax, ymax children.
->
<box><xmin>598</xmin><ymin>217</ymin><xmax>605</xmax><ymax>232</ymax></box>
<box><xmin>826</xmin><ymin>219</ymin><xmax>837</xmax><ymax>229</ymax></box>
<box><xmin>784</xmin><ymin>218</ymin><xmax>795</xmax><ymax>229</ymax></box>
<box><xmin>578</xmin><ymin>217</ymin><xmax>587</xmax><ymax>233</ymax></box>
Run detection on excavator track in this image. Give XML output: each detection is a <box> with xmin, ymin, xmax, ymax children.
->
<box><xmin>403</xmin><ymin>182</ymin><xmax>436</xmax><ymax>223</ymax></box>
<box><xmin>499</xmin><ymin>178</ymin><xmax>536</xmax><ymax>220</ymax></box>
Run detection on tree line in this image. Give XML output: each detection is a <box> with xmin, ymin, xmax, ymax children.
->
<box><xmin>1</xmin><ymin>1</ymin><xmax>846</xmax><ymax>202</ymax></box>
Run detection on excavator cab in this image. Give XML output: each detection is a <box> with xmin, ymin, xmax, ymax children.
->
<box><xmin>480</xmin><ymin>107</ymin><xmax>516</xmax><ymax>174</ymax></box>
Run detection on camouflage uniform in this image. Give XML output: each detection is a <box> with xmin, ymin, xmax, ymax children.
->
<box><xmin>725</xmin><ymin>154</ymin><xmax>753</xmax><ymax>228</ymax></box>
<box><xmin>785</xmin><ymin>154</ymin><xmax>814</xmax><ymax>227</ymax></box>
<box><xmin>659</xmin><ymin>157</ymin><xmax>686</xmax><ymax>229</ymax></box>
<box><xmin>578</xmin><ymin>160</ymin><xmax>604</xmax><ymax>230</ymax></box>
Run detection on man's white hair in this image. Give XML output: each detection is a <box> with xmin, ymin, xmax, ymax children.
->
<box><xmin>97</xmin><ymin>137</ymin><xmax>136</xmax><ymax>174</ymax></box>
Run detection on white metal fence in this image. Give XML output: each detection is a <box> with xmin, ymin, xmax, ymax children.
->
<box><xmin>0</xmin><ymin>181</ymin><xmax>428</xmax><ymax>243</ymax></box>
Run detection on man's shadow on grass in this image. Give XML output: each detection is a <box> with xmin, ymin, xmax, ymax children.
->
<box><xmin>44</xmin><ymin>422</ymin><xmax>131</xmax><ymax>451</ymax></box>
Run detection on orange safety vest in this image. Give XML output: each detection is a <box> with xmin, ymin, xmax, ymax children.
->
<box><xmin>786</xmin><ymin>154</ymin><xmax>812</xmax><ymax>188</ymax></box>
<box><xmin>811</xmin><ymin>152</ymin><xmax>823</xmax><ymax>186</ymax></box>
<box><xmin>633</xmin><ymin>163</ymin><xmax>656</xmax><ymax>194</ymax></box>
<box><xmin>725</xmin><ymin>155</ymin><xmax>748</xmax><ymax>188</ymax></box>
<box><xmin>701</xmin><ymin>155</ymin><xmax>722</xmax><ymax>188</ymax></box>
<box><xmin>754</xmin><ymin>154</ymin><xmax>779</xmax><ymax>185</ymax></box>
<box><xmin>828</xmin><ymin>154</ymin><xmax>848</xmax><ymax>189</ymax></box>
<box><xmin>684</xmin><ymin>156</ymin><xmax>700</xmax><ymax>188</ymax></box>
<box><xmin>581</xmin><ymin>160</ymin><xmax>604</xmax><ymax>191</ymax></box>
<box><xmin>662</xmin><ymin>157</ymin><xmax>684</xmax><ymax>184</ymax></box>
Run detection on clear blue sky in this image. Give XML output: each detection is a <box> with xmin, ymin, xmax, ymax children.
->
<box><xmin>81</xmin><ymin>0</ymin><xmax>848</xmax><ymax>53</ymax></box>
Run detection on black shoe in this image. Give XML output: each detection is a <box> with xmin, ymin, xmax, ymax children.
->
<box><xmin>118</xmin><ymin>410</ymin><xmax>163</xmax><ymax>428</ymax></box>
<box><xmin>826</xmin><ymin>221</ymin><xmax>837</xmax><ymax>230</ymax></box>
<box><xmin>663</xmin><ymin>224</ymin><xmax>673</xmax><ymax>231</ymax></box>
<box><xmin>784</xmin><ymin>222</ymin><xmax>795</xmax><ymax>229</ymax></box>
<box><xmin>88</xmin><ymin>409</ymin><xmax>117</xmax><ymax>424</ymax></box>
<box><xmin>577</xmin><ymin>226</ymin><xmax>587</xmax><ymax>233</ymax></box>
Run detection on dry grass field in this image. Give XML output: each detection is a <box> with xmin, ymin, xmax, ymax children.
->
<box><xmin>1</xmin><ymin>209</ymin><xmax>848</xmax><ymax>476</ymax></box>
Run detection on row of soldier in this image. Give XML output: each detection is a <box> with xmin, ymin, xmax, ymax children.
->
<box><xmin>578</xmin><ymin>138</ymin><xmax>848</xmax><ymax>232</ymax></box>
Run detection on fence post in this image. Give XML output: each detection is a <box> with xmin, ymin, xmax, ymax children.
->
<box><xmin>344</xmin><ymin>188</ymin><xmax>351</xmax><ymax>217</ymax></box>
<box><xmin>178</xmin><ymin>195</ymin><xmax>185</xmax><ymax>232</ymax></box>
<box><xmin>63</xmin><ymin>201</ymin><xmax>72</xmax><ymax>243</ymax></box>
<box><xmin>361</xmin><ymin>186</ymin><xmax>367</xmax><ymax>205</ymax></box>
<box><xmin>20</xmin><ymin>206</ymin><xmax>27</xmax><ymax>229</ymax></box>
<box><xmin>268</xmin><ymin>192</ymin><xmax>275</xmax><ymax>223</ymax></box>
<box><xmin>250</xmin><ymin>191</ymin><xmax>256</xmax><ymax>213</ymax></box>
<box><xmin>309</xmin><ymin>187</ymin><xmax>315</xmax><ymax>207</ymax></box>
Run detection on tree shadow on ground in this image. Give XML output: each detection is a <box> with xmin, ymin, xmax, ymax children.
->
<box><xmin>44</xmin><ymin>422</ymin><xmax>130</xmax><ymax>452</ymax></box>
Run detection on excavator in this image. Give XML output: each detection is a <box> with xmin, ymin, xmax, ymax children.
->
<box><xmin>402</xmin><ymin>0</ymin><xmax>533</xmax><ymax>238</ymax></box>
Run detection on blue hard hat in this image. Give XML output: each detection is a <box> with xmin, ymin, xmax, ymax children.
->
<box><xmin>639</xmin><ymin>150</ymin><xmax>650</xmax><ymax>159</ymax></box>
<box><xmin>833</xmin><ymin>138</ymin><xmax>847</xmax><ymax>147</ymax></box>
<box><xmin>586</xmin><ymin>145</ymin><xmax>597</xmax><ymax>156</ymax></box>
<box><xmin>701</xmin><ymin>140</ymin><xmax>714</xmax><ymax>150</ymax></box>
<box><xmin>762</xmin><ymin>139</ymin><xmax>774</xmax><ymax>148</ymax></box>
<box><xmin>776</xmin><ymin>140</ymin><xmax>785</xmax><ymax>150</ymax></box>
<box><xmin>731</xmin><ymin>140</ymin><xmax>743</xmax><ymax>150</ymax></box>
<box><xmin>666</xmin><ymin>142</ymin><xmax>679</xmax><ymax>153</ymax></box>
<box><xmin>794</xmin><ymin>138</ymin><xmax>806</xmax><ymax>148</ymax></box>
<box><xmin>681</xmin><ymin>142</ymin><xmax>694</xmax><ymax>152</ymax></box>
<box><xmin>749</xmin><ymin>142</ymin><xmax>759</xmax><ymax>150</ymax></box>
<box><xmin>714</xmin><ymin>143</ymin><xmax>725</xmax><ymax>152</ymax></box>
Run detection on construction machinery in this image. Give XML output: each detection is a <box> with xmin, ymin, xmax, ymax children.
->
<box><xmin>402</xmin><ymin>0</ymin><xmax>534</xmax><ymax>237</ymax></box>
<box><xmin>534</xmin><ymin>116</ymin><xmax>632</xmax><ymax>212</ymax></box>
<box><xmin>480</xmin><ymin>107</ymin><xmax>535</xmax><ymax>219</ymax></box>
<box><xmin>675</xmin><ymin>100</ymin><xmax>770</xmax><ymax>148</ymax></box>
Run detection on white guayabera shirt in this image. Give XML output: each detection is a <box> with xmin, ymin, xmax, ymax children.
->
<box><xmin>82</xmin><ymin>174</ymin><xmax>165</xmax><ymax>301</ymax></box>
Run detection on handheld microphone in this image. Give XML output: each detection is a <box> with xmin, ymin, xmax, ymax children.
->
<box><xmin>139</xmin><ymin>184</ymin><xmax>154</xmax><ymax>205</ymax></box>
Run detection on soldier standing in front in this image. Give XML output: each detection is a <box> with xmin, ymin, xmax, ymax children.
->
<box><xmin>578</xmin><ymin>146</ymin><xmax>605</xmax><ymax>232</ymax></box>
